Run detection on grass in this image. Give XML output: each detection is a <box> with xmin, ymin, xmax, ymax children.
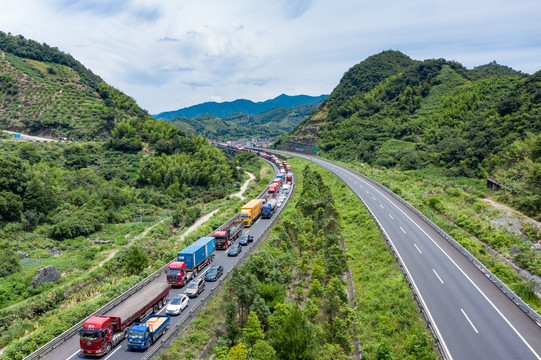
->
<box><xmin>0</xmin><ymin>160</ymin><xmax>273</xmax><ymax>360</ymax></box>
<box><xmin>157</xmin><ymin>155</ymin><xmax>436</xmax><ymax>360</ymax></box>
<box><xmin>335</xmin><ymin>160</ymin><xmax>541</xmax><ymax>311</ymax></box>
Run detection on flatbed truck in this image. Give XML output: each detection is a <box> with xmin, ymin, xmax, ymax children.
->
<box><xmin>127</xmin><ymin>314</ymin><xmax>170</xmax><ymax>350</ymax></box>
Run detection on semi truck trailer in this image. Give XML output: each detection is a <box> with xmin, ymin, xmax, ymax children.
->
<box><xmin>214</xmin><ymin>220</ymin><xmax>244</xmax><ymax>249</ymax></box>
<box><xmin>79</xmin><ymin>283</ymin><xmax>170</xmax><ymax>356</ymax></box>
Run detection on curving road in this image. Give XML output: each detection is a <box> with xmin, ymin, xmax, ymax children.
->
<box><xmin>35</xmin><ymin>161</ymin><xmax>294</xmax><ymax>360</ymax></box>
<box><xmin>284</xmin><ymin>152</ymin><xmax>541</xmax><ymax>360</ymax></box>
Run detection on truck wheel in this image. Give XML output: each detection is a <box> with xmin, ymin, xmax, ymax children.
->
<box><xmin>105</xmin><ymin>342</ymin><xmax>112</xmax><ymax>354</ymax></box>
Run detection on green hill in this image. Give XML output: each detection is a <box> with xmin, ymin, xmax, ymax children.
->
<box><xmin>0</xmin><ymin>31</ymin><xmax>148</xmax><ymax>140</ymax></box>
<box><xmin>169</xmin><ymin>102</ymin><xmax>321</xmax><ymax>140</ymax></box>
<box><xmin>283</xmin><ymin>51</ymin><xmax>540</xmax><ymax>216</ymax></box>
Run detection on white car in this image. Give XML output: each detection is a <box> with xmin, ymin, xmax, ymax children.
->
<box><xmin>278</xmin><ymin>195</ymin><xmax>287</xmax><ymax>202</ymax></box>
<box><xmin>166</xmin><ymin>294</ymin><xmax>189</xmax><ymax>315</ymax></box>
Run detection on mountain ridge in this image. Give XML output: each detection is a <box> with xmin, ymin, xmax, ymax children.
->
<box><xmin>153</xmin><ymin>93</ymin><xmax>328</xmax><ymax>121</ymax></box>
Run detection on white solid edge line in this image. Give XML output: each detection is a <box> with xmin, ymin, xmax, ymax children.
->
<box><xmin>66</xmin><ymin>349</ymin><xmax>80</xmax><ymax>360</ymax></box>
<box><xmin>308</xmin><ymin>155</ymin><xmax>541</xmax><ymax>360</ymax></box>
<box><xmin>103</xmin><ymin>345</ymin><xmax>123</xmax><ymax>360</ymax></box>
<box><xmin>365</xmin><ymin>200</ymin><xmax>453</xmax><ymax>359</ymax></box>
<box><xmin>461</xmin><ymin>309</ymin><xmax>479</xmax><ymax>334</ymax></box>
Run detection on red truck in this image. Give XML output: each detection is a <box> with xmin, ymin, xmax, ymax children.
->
<box><xmin>286</xmin><ymin>173</ymin><xmax>293</xmax><ymax>185</ymax></box>
<box><xmin>272</xmin><ymin>177</ymin><xmax>282</xmax><ymax>187</ymax></box>
<box><xmin>214</xmin><ymin>220</ymin><xmax>244</xmax><ymax>249</ymax></box>
<box><xmin>267</xmin><ymin>184</ymin><xmax>278</xmax><ymax>198</ymax></box>
<box><xmin>79</xmin><ymin>283</ymin><xmax>170</xmax><ymax>356</ymax></box>
<box><xmin>166</xmin><ymin>261</ymin><xmax>194</xmax><ymax>287</ymax></box>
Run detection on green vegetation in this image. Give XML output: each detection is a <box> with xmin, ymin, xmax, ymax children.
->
<box><xmin>0</xmin><ymin>122</ymin><xmax>275</xmax><ymax>359</ymax></box>
<box><xmin>339</xmin><ymin>161</ymin><xmax>541</xmax><ymax>310</ymax></box>
<box><xmin>284</xmin><ymin>51</ymin><xmax>540</xmax><ymax>218</ymax></box>
<box><xmin>159</xmin><ymin>158</ymin><xmax>435</xmax><ymax>360</ymax></box>
<box><xmin>0</xmin><ymin>31</ymin><xmax>150</xmax><ymax>140</ymax></box>
<box><xmin>169</xmin><ymin>102</ymin><xmax>320</xmax><ymax>141</ymax></box>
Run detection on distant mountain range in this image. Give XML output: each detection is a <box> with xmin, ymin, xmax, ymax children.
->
<box><xmin>153</xmin><ymin>94</ymin><xmax>328</xmax><ymax>121</ymax></box>
<box><xmin>169</xmin><ymin>102</ymin><xmax>321</xmax><ymax>141</ymax></box>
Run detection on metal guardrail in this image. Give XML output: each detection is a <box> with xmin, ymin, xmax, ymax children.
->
<box><xmin>269</xmin><ymin>150</ymin><xmax>541</xmax><ymax>359</ymax></box>
<box><xmin>333</xmin><ymin>162</ymin><xmax>541</xmax><ymax>328</ymax></box>
<box><xmin>22</xmin><ymin>152</ymin><xmax>284</xmax><ymax>360</ymax></box>
<box><xmin>23</xmin><ymin>262</ymin><xmax>171</xmax><ymax>360</ymax></box>
<box><xmin>142</xmin><ymin>155</ymin><xmax>288</xmax><ymax>360</ymax></box>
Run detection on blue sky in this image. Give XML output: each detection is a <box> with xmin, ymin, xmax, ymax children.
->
<box><xmin>1</xmin><ymin>0</ymin><xmax>540</xmax><ymax>114</ymax></box>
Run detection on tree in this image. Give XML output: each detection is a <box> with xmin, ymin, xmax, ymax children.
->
<box><xmin>124</xmin><ymin>246</ymin><xmax>148</xmax><ymax>275</ymax></box>
<box><xmin>268</xmin><ymin>303</ymin><xmax>316</xmax><ymax>360</ymax></box>
<box><xmin>316</xmin><ymin>344</ymin><xmax>349</xmax><ymax>360</ymax></box>
<box><xmin>23</xmin><ymin>177</ymin><xmax>55</xmax><ymax>215</ymax></box>
<box><xmin>252</xmin><ymin>340</ymin><xmax>276</xmax><ymax>360</ymax></box>
<box><xmin>242</xmin><ymin>312</ymin><xmax>264</xmax><ymax>348</ymax></box>
<box><xmin>0</xmin><ymin>155</ymin><xmax>30</xmax><ymax>194</ymax></box>
<box><xmin>0</xmin><ymin>190</ymin><xmax>23</xmax><ymax>221</ymax></box>
<box><xmin>227</xmin><ymin>343</ymin><xmax>248</xmax><ymax>360</ymax></box>
<box><xmin>250</xmin><ymin>295</ymin><xmax>271</xmax><ymax>329</ymax></box>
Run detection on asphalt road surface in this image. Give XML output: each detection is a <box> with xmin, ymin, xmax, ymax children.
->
<box><xmin>39</xmin><ymin>165</ymin><xmax>293</xmax><ymax>360</ymax></box>
<box><xmin>287</xmin><ymin>153</ymin><xmax>541</xmax><ymax>360</ymax></box>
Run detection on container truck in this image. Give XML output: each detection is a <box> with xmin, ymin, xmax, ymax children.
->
<box><xmin>79</xmin><ymin>283</ymin><xmax>170</xmax><ymax>356</ymax></box>
<box><xmin>272</xmin><ymin>177</ymin><xmax>283</xmax><ymax>187</ymax></box>
<box><xmin>127</xmin><ymin>315</ymin><xmax>170</xmax><ymax>350</ymax></box>
<box><xmin>261</xmin><ymin>199</ymin><xmax>277</xmax><ymax>219</ymax></box>
<box><xmin>214</xmin><ymin>220</ymin><xmax>244</xmax><ymax>249</ymax></box>
<box><xmin>166</xmin><ymin>261</ymin><xmax>194</xmax><ymax>287</ymax></box>
<box><xmin>178</xmin><ymin>236</ymin><xmax>216</xmax><ymax>273</ymax></box>
<box><xmin>239</xmin><ymin>199</ymin><xmax>263</xmax><ymax>227</ymax></box>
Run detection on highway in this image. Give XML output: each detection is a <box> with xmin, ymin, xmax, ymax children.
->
<box><xmin>37</xmin><ymin>161</ymin><xmax>293</xmax><ymax>360</ymax></box>
<box><xmin>286</xmin><ymin>152</ymin><xmax>541</xmax><ymax>360</ymax></box>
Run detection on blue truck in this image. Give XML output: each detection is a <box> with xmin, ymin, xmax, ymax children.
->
<box><xmin>261</xmin><ymin>199</ymin><xmax>277</xmax><ymax>219</ymax></box>
<box><xmin>178</xmin><ymin>237</ymin><xmax>216</xmax><ymax>274</ymax></box>
<box><xmin>127</xmin><ymin>315</ymin><xmax>170</xmax><ymax>350</ymax></box>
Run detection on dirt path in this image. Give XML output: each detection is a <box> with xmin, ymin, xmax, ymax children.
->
<box><xmin>177</xmin><ymin>209</ymin><xmax>220</xmax><ymax>243</ymax></box>
<box><xmin>482</xmin><ymin>198</ymin><xmax>541</xmax><ymax>231</ymax></box>
<box><xmin>230</xmin><ymin>171</ymin><xmax>255</xmax><ymax>200</ymax></box>
<box><xmin>95</xmin><ymin>219</ymin><xmax>166</xmax><ymax>269</ymax></box>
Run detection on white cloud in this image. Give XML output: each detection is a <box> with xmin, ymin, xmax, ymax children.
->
<box><xmin>0</xmin><ymin>0</ymin><xmax>540</xmax><ymax>113</ymax></box>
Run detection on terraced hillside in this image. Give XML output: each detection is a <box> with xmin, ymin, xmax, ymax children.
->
<box><xmin>0</xmin><ymin>32</ymin><xmax>146</xmax><ymax>140</ymax></box>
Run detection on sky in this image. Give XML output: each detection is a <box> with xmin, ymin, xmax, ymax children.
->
<box><xmin>1</xmin><ymin>0</ymin><xmax>540</xmax><ymax>114</ymax></box>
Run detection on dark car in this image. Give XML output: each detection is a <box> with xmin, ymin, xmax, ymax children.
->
<box><xmin>228</xmin><ymin>244</ymin><xmax>242</xmax><ymax>256</ymax></box>
<box><xmin>239</xmin><ymin>234</ymin><xmax>253</xmax><ymax>246</ymax></box>
<box><xmin>205</xmin><ymin>265</ymin><xmax>223</xmax><ymax>282</ymax></box>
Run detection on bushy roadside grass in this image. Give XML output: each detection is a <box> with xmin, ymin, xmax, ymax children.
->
<box><xmin>0</xmin><ymin>160</ymin><xmax>272</xmax><ymax>360</ymax></box>
<box><xmin>157</xmin><ymin>156</ymin><xmax>436</xmax><ymax>360</ymax></box>
<box><xmin>336</xmin><ymin>161</ymin><xmax>541</xmax><ymax>311</ymax></box>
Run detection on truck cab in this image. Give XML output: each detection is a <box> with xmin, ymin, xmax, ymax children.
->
<box><xmin>80</xmin><ymin>316</ymin><xmax>114</xmax><ymax>356</ymax></box>
<box><xmin>166</xmin><ymin>261</ymin><xmax>191</xmax><ymax>286</ymax></box>
<box><xmin>267</xmin><ymin>184</ymin><xmax>278</xmax><ymax>197</ymax></box>
<box><xmin>214</xmin><ymin>230</ymin><xmax>231</xmax><ymax>249</ymax></box>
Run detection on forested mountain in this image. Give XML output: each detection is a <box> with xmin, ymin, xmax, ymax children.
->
<box><xmin>0</xmin><ymin>31</ymin><xmax>149</xmax><ymax>140</ymax></box>
<box><xmin>154</xmin><ymin>93</ymin><xmax>327</xmax><ymax>121</ymax></box>
<box><xmin>169</xmin><ymin>102</ymin><xmax>321</xmax><ymax>140</ymax></box>
<box><xmin>283</xmin><ymin>51</ymin><xmax>541</xmax><ymax>216</ymax></box>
